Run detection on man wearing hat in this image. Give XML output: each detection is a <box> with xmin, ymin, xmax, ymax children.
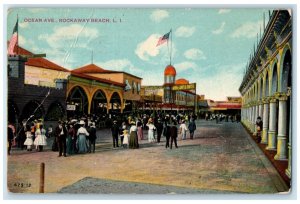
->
<box><xmin>111</xmin><ymin>120</ymin><xmax>119</xmax><ymax>148</ymax></box>
<box><xmin>156</xmin><ymin>118</ymin><xmax>164</xmax><ymax>143</ymax></box>
<box><xmin>88</xmin><ymin>122</ymin><xmax>97</xmax><ymax>153</ymax></box>
<box><xmin>55</xmin><ymin>121</ymin><xmax>68</xmax><ymax>157</ymax></box>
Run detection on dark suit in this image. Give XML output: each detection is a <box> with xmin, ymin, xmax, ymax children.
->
<box><xmin>111</xmin><ymin>123</ymin><xmax>119</xmax><ymax>148</ymax></box>
<box><xmin>170</xmin><ymin>125</ymin><xmax>178</xmax><ymax>149</ymax></box>
<box><xmin>164</xmin><ymin>124</ymin><xmax>171</xmax><ymax>148</ymax></box>
<box><xmin>156</xmin><ymin>122</ymin><xmax>164</xmax><ymax>143</ymax></box>
<box><xmin>56</xmin><ymin>125</ymin><xmax>68</xmax><ymax>156</ymax></box>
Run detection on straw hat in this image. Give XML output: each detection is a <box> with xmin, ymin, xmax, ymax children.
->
<box><xmin>130</xmin><ymin>120</ymin><xmax>136</xmax><ymax>125</ymax></box>
<box><xmin>79</xmin><ymin>120</ymin><xmax>85</xmax><ymax>125</ymax></box>
<box><xmin>123</xmin><ymin>129</ymin><xmax>128</xmax><ymax>134</ymax></box>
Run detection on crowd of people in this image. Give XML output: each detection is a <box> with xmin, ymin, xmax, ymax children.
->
<box><xmin>7</xmin><ymin>111</ymin><xmax>199</xmax><ymax>156</ymax></box>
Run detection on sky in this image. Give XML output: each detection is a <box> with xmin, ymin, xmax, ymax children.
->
<box><xmin>7</xmin><ymin>7</ymin><xmax>271</xmax><ymax>101</ymax></box>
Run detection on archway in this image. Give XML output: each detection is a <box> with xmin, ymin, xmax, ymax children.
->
<box><xmin>8</xmin><ymin>100</ymin><xmax>19</xmax><ymax>124</ymax></box>
<box><xmin>20</xmin><ymin>100</ymin><xmax>45</xmax><ymax>121</ymax></box>
<box><xmin>265</xmin><ymin>71</ymin><xmax>270</xmax><ymax>97</ymax></box>
<box><xmin>67</xmin><ymin>86</ymin><xmax>89</xmax><ymax>117</ymax></box>
<box><xmin>271</xmin><ymin>63</ymin><xmax>278</xmax><ymax>95</ymax></box>
<box><xmin>109</xmin><ymin>92</ymin><xmax>121</xmax><ymax>114</ymax></box>
<box><xmin>91</xmin><ymin>89</ymin><xmax>107</xmax><ymax>115</ymax></box>
<box><xmin>260</xmin><ymin>77</ymin><xmax>263</xmax><ymax>100</ymax></box>
<box><xmin>281</xmin><ymin>50</ymin><xmax>292</xmax><ymax>149</ymax></box>
<box><xmin>45</xmin><ymin>101</ymin><xmax>65</xmax><ymax>121</ymax></box>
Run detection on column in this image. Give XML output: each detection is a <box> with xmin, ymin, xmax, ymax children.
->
<box><xmin>275</xmin><ymin>94</ymin><xmax>288</xmax><ymax>160</ymax></box>
<box><xmin>286</xmin><ymin>89</ymin><xmax>292</xmax><ymax>178</ymax></box>
<box><xmin>261</xmin><ymin>98</ymin><xmax>269</xmax><ymax>144</ymax></box>
<box><xmin>252</xmin><ymin>105</ymin><xmax>257</xmax><ymax>133</ymax></box>
<box><xmin>266</xmin><ymin>97</ymin><xmax>277</xmax><ymax>150</ymax></box>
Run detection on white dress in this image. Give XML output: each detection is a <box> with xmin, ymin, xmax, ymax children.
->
<box><xmin>147</xmin><ymin>123</ymin><xmax>156</xmax><ymax>142</ymax></box>
<box><xmin>24</xmin><ymin>131</ymin><xmax>33</xmax><ymax>146</ymax></box>
<box><xmin>123</xmin><ymin>133</ymin><xmax>129</xmax><ymax>145</ymax></box>
<box><xmin>179</xmin><ymin>123</ymin><xmax>188</xmax><ymax>139</ymax></box>
<box><xmin>34</xmin><ymin>128</ymin><xmax>47</xmax><ymax>146</ymax></box>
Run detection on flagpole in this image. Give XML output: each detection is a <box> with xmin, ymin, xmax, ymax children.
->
<box><xmin>17</xmin><ymin>14</ymin><xmax>19</xmax><ymax>55</ymax></box>
<box><xmin>170</xmin><ymin>29</ymin><xmax>172</xmax><ymax>65</ymax></box>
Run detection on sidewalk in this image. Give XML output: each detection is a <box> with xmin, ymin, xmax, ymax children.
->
<box><xmin>7</xmin><ymin>120</ymin><xmax>289</xmax><ymax>194</ymax></box>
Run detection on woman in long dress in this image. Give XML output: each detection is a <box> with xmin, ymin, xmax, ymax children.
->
<box><xmin>129</xmin><ymin>120</ymin><xmax>139</xmax><ymax>149</ymax></box>
<box><xmin>34</xmin><ymin>124</ymin><xmax>47</xmax><ymax>152</ymax></box>
<box><xmin>147</xmin><ymin>118</ymin><xmax>156</xmax><ymax>143</ymax></box>
<box><xmin>67</xmin><ymin>123</ymin><xmax>76</xmax><ymax>155</ymax></box>
<box><xmin>77</xmin><ymin>120</ymin><xmax>89</xmax><ymax>154</ymax></box>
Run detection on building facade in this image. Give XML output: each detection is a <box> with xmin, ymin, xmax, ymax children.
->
<box><xmin>69</xmin><ymin>63</ymin><xmax>142</xmax><ymax>115</ymax></box>
<box><xmin>239</xmin><ymin>10</ymin><xmax>292</xmax><ymax>179</ymax></box>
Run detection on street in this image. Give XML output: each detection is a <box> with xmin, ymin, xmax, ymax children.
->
<box><xmin>7</xmin><ymin>120</ymin><xmax>289</xmax><ymax>194</ymax></box>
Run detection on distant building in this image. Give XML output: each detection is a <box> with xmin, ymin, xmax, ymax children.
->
<box><xmin>141</xmin><ymin>64</ymin><xmax>197</xmax><ymax>112</ymax></box>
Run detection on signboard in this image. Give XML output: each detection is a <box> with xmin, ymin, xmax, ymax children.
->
<box><xmin>172</xmin><ymin>83</ymin><xmax>196</xmax><ymax>91</ymax></box>
<box><xmin>67</xmin><ymin>104</ymin><xmax>76</xmax><ymax>111</ymax></box>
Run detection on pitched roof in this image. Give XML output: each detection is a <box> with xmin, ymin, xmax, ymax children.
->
<box><xmin>72</xmin><ymin>63</ymin><xmax>110</xmax><ymax>73</ymax></box>
<box><xmin>73</xmin><ymin>63</ymin><xmax>142</xmax><ymax>79</ymax></box>
<box><xmin>70</xmin><ymin>72</ymin><xmax>125</xmax><ymax>87</ymax></box>
<box><xmin>14</xmin><ymin>45</ymin><xmax>69</xmax><ymax>72</ymax></box>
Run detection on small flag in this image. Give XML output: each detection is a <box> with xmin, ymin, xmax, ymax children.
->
<box><xmin>156</xmin><ymin>31</ymin><xmax>171</xmax><ymax>47</ymax></box>
<box><xmin>8</xmin><ymin>19</ymin><xmax>18</xmax><ymax>55</ymax></box>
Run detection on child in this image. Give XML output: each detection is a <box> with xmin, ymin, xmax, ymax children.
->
<box><xmin>122</xmin><ymin>129</ymin><xmax>129</xmax><ymax>148</ymax></box>
<box><xmin>24</xmin><ymin>125</ymin><xmax>33</xmax><ymax>151</ymax></box>
<box><xmin>179</xmin><ymin>120</ymin><xmax>188</xmax><ymax>140</ymax></box>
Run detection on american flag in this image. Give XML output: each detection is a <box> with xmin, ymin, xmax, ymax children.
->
<box><xmin>8</xmin><ymin>19</ymin><xmax>18</xmax><ymax>55</ymax></box>
<box><xmin>156</xmin><ymin>31</ymin><xmax>171</xmax><ymax>47</ymax></box>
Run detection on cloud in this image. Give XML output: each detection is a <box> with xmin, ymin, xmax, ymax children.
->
<box><xmin>19</xmin><ymin>21</ymin><xmax>29</xmax><ymax>28</ymax></box>
<box><xmin>150</xmin><ymin>9</ymin><xmax>169</xmax><ymax>22</ymax></box>
<box><xmin>195</xmin><ymin>62</ymin><xmax>245</xmax><ymax>101</ymax></box>
<box><xmin>37</xmin><ymin>24</ymin><xmax>99</xmax><ymax>68</ymax></box>
<box><xmin>184</xmin><ymin>48</ymin><xmax>206</xmax><ymax>60</ymax></box>
<box><xmin>212</xmin><ymin>22</ymin><xmax>226</xmax><ymax>34</ymax></box>
<box><xmin>135</xmin><ymin>34</ymin><xmax>163</xmax><ymax>61</ymax></box>
<box><xmin>175</xmin><ymin>26</ymin><xmax>196</xmax><ymax>38</ymax></box>
<box><xmin>98</xmin><ymin>59</ymin><xmax>142</xmax><ymax>74</ymax></box>
<box><xmin>231</xmin><ymin>20</ymin><xmax>263</xmax><ymax>38</ymax></box>
<box><xmin>18</xmin><ymin>35</ymin><xmax>27</xmax><ymax>45</ymax></box>
<box><xmin>38</xmin><ymin>24</ymin><xmax>99</xmax><ymax>49</ymax></box>
<box><xmin>174</xmin><ymin>61</ymin><xmax>198</xmax><ymax>73</ymax></box>
<box><xmin>218</xmin><ymin>9</ymin><xmax>231</xmax><ymax>14</ymax></box>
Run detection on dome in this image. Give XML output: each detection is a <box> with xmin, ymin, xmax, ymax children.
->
<box><xmin>175</xmin><ymin>78</ymin><xmax>189</xmax><ymax>85</ymax></box>
<box><xmin>164</xmin><ymin>65</ymin><xmax>176</xmax><ymax>76</ymax></box>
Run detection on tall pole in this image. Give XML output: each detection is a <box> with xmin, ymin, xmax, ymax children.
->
<box><xmin>17</xmin><ymin>14</ymin><xmax>19</xmax><ymax>55</ymax></box>
<box><xmin>170</xmin><ymin>29</ymin><xmax>172</xmax><ymax>65</ymax></box>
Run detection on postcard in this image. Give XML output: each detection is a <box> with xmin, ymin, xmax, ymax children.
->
<box><xmin>6</xmin><ymin>7</ymin><xmax>292</xmax><ymax>195</ymax></box>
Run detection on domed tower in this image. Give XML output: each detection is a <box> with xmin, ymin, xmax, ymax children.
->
<box><xmin>163</xmin><ymin>65</ymin><xmax>176</xmax><ymax>104</ymax></box>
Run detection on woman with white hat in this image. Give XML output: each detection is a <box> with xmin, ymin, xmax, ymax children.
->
<box><xmin>146</xmin><ymin>118</ymin><xmax>156</xmax><ymax>143</ymax></box>
<box><xmin>77</xmin><ymin>120</ymin><xmax>89</xmax><ymax>154</ymax></box>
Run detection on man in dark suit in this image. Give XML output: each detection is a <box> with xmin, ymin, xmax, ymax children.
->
<box><xmin>164</xmin><ymin>118</ymin><xmax>171</xmax><ymax>148</ymax></box>
<box><xmin>111</xmin><ymin>120</ymin><xmax>119</xmax><ymax>148</ymax></box>
<box><xmin>55</xmin><ymin>121</ymin><xmax>68</xmax><ymax>157</ymax></box>
<box><xmin>170</xmin><ymin>120</ymin><xmax>178</xmax><ymax>149</ymax></box>
<box><xmin>156</xmin><ymin>119</ymin><xmax>164</xmax><ymax>143</ymax></box>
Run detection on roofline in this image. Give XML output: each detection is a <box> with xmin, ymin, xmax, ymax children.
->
<box><xmin>91</xmin><ymin>71</ymin><xmax>143</xmax><ymax>79</ymax></box>
<box><xmin>70</xmin><ymin>72</ymin><xmax>125</xmax><ymax>87</ymax></box>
